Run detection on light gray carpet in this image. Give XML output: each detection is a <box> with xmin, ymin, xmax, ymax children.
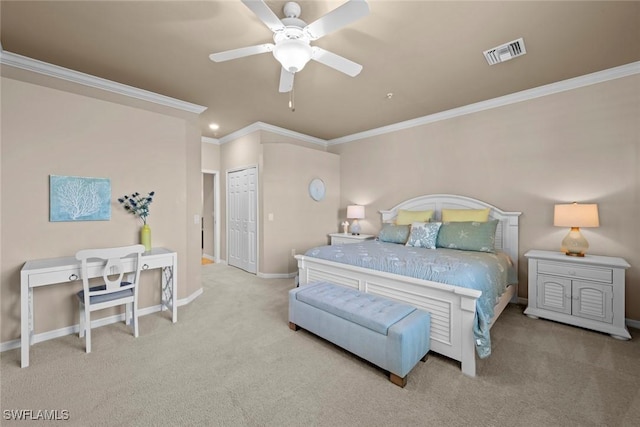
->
<box><xmin>2</xmin><ymin>263</ymin><xmax>640</xmax><ymax>426</ymax></box>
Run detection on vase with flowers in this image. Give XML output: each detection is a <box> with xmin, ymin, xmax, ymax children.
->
<box><xmin>118</xmin><ymin>191</ymin><xmax>155</xmax><ymax>251</ymax></box>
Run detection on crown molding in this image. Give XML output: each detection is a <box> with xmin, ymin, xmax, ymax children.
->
<box><xmin>3</xmin><ymin>44</ymin><xmax>636</xmax><ymax>144</ymax></box>
<box><xmin>327</xmin><ymin>61</ymin><xmax>640</xmax><ymax>145</ymax></box>
<box><xmin>0</xmin><ymin>49</ymin><xmax>207</xmax><ymax>114</ymax></box>
<box><xmin>218</xmin><ymin>121</ymin><xmax>327</xmax><ymax>146</ymax></box>
<box><xmin>201</xmin><ymin>136</ymin><xmax>221</xmax><ymax>145</ymax></box>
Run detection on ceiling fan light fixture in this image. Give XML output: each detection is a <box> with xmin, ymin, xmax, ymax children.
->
<box><xmin>273</xmin><ymin>39</ymin><xmax>312</xmax><ymax>73</ymax></box>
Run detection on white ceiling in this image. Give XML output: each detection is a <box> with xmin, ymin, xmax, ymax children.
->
<box><xmin>2</xmin><ymin>1</ymin><xmax>639</xmax><ymax>140</ymax></box>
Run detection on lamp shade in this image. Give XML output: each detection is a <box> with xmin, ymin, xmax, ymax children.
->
<box><xmin>273</xmin><ymin>39</ymin><xmax>312</xmax><ymax>73</ymax></box>
<box><xmin>554</xmin><ymin>203</ymin><xmax>599</xmax><ymax>228</ymax></box>
<box><xmin>346</xmin><ymin>205</ymin><xmax>365</xmax><ymax>219</ymax></box>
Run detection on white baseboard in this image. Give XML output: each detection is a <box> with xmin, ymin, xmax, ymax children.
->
<box><xmin>257</xmin><ymin>272</ymin><xmax>297</xmax><ymax>279</ymax></box>
<box><xmin>202</xmin><ymin>254</ymin><xmax>214</xmax><ymax>261</ymax></box>
<box><xmin>0</xmin><ymin>288</ymin><xmax>204</xmax><ymax>353</ymax></box>
<box><xmin>179</xmin><ymin>287</ymin><xmax>203</xmax><ymax>305</ymax></box>
<box><xmin>626</xmin><ymin>318</ymin><xmax>640</xmax><ymax>330</ymax></box>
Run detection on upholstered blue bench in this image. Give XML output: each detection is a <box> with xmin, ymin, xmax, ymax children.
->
<box><xmin>289</xmin><ymin>282</ymin><xmax>430</xmax><ymax>387</ymax></box>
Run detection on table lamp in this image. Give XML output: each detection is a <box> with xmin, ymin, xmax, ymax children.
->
<box><xmin>553</xmin><ymin>202</ymin><xmax>599</xmax><ymax>257</ymax></box>
<box><xmin>347</xmin><ymin>205</ymin><xmax>365</xmax><ymax>235</ymax></box>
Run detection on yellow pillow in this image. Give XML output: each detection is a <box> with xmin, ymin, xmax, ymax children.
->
<box><xmin>442</xmin><ymin>208</ymin><xmax>490</xmax><ymax>222</ymax></box>
<box><xmin>395</xmin><ymin>209</ymin><xmax>434</xmax><ymax>225</ymax></box>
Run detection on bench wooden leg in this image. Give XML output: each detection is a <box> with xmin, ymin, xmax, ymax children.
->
<box><xmin>289</xmin><ymin>322</ymin><xmax>300</xmax><ymax>331</ymax></box>
<box><xmin>389</xmin><ymin>373</ymin><xmax>407</xmax><ymax>388</ymax></box>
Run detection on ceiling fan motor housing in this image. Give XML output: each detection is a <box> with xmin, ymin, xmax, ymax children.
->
<box><xmin>273</xmin><ymin>17</ymin><xmax>312</xmax><ymax>73</ymax></box>
<box><xmin>273</xmin><ymin>38</ymin><xmax>312</xmax><ymax>73</ymax></box>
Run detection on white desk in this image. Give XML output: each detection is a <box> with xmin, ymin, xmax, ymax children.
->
<box><xmin>20</xmin><ymin>247</ymin><xmax>178</xmax><ymax>368</ymax></box>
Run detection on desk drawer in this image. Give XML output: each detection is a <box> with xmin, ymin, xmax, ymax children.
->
<box><xmin>538</xmin><ymin>261</ymin><xmax>612</xmax><ymax>283</ymax></box>
<box><xmin>29</xmin><ymin>268</ymin><xmax>82</xmax><ymax>287</ymax></box>
<box><xmin>140</xmin><ymin>255</ymin><xmax>174</xmax><ymax>271</ymax></box>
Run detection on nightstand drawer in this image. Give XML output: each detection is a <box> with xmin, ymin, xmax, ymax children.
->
<box><xmin>332</xmin><ymin>236</ymin><xmax>357</xmax><ymax>245</ymax></box>
<box><xmin>538</xmin><ymin>261</ymin><xmax>612</xmax><ymax>283</ymax></box>
<box><xmin>329</xmin><ymin>233</ymin><xmax>375</xmax><ymax>245</ymax></box>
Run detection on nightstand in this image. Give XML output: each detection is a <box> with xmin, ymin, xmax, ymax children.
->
<box><xmin>524</xmin><ymin>250</ymin><xmax>631</xmax><ymax>339</ymax></box>
<box><xmin>329</xmin><ymin>233</ymin><xmax>375</xmax><ymax>245</ymax></box>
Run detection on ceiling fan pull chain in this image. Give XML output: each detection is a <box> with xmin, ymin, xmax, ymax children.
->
<box><xmin>289</xmin><ymin>84</ymin><xmax>296</xmax><ymax>112</ymax></box>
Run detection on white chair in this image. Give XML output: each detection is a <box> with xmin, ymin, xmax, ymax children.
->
<box><xmin>75</xmin><ymin>244</ymin><xmax>146</xmax><ymax>353</ymax></box>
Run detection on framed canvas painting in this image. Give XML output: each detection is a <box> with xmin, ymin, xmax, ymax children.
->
<box><xmin>50</xmin><ymin>175</ymin><xmax>111</xmax><ymax>221</ymax></box>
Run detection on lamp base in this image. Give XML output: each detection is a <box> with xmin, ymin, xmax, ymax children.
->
<box><xmin>561</xmin><ymin>227</ymin><xmax>589</xmax><ymax>257</ymax></box>
<box><xmin>350</xmin><ymin>220</ymin><xmax>361</xmax><ymax>235</ymax></box>
<box><xmin>564</xmin><ymin>251</ymin><xmax>585</xmax><ymax>258</ymax></box>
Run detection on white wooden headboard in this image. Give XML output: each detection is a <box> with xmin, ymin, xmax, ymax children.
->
<box><xmin>379</xmin><ymin>194</ymin><xmax>522</xmax><ymax>273</ymax></box>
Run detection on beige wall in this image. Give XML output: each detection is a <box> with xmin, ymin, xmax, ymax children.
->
<box><xmin>330</xmin><ymin>74</ymin><xmax>640</xmax><ymax>320</ymax></box>
<box><xmin>1</xmin><ymin>74</ymin><xmax>202</xmax><ymax>342</ymax></box>
<box><xmin>262</xmin><ymin>142</ymin><xmax>340</xmax><ymax>274</ymax></box>
<box><xmin>201</xmin><ymin>140</ymin><xmax>220</xmax><ymax>172</ymax></box>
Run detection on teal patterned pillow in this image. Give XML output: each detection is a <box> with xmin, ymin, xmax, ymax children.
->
<box><xmin>378</xmin><ymin>223</ymin><xmax>410</xmax><ymax>244</ymax></box>
<box><xmin>436</xmin><ymin>220</ymin><xmax>499</xmax><ymax>253</ymax></box>
<box><xmin>406</xmin><ymin>222</ymin><xmax>442</xmax><ymax>249</ymax></box>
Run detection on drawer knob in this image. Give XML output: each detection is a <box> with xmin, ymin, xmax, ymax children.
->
<box><xmin>69</xmin><ymin>273</ymin><xmax>78</xmax><ymax>281</ymax></box>
<box><xmin>142</xmin><ymin>264</ymin><xmax>149</xmax><ymax>270</ymax></box>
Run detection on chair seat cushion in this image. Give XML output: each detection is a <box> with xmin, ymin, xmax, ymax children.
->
<box><xmin>77</xmin><ymin>282</ymin><xmax>133</xmax><ymax>304</ymax></box>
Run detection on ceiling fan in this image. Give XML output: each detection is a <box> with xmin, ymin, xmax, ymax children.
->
<box><xmin>209</xmin><ymin>0</ymin><xmax>370</xmax><ymax>93</ymax></box>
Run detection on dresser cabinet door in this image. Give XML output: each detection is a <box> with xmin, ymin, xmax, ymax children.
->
<box><xmin>536</xmin><ymin>275</ymin><xmax>571</xmax><ymax>315</ymax></box>
<box><xmin>572</xmin><ymin>280</ymin><xmax>613</xmax><ymax>323</ymax></box>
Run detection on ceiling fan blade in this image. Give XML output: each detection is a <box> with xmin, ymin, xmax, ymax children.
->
<box><xmin>311</xmin><ymin>47</ymin><xmax>363</xmax><ymax>77</ymax></box>
<box><xmin>304</xmin><ymin>0</ymin><xmax>370</xmax><ymax>41</ymax></box>
<box><xmin>209</xmin><ymin>44</ymin><xmax>274</xmax><ymax>62</ymax></box>
<box><xmin>241</xmin><ymin>0</ymin><xmax>285</xmax><ymax>33</ymax></box>
<box><xmin>279</xmin><ymin>68</ymin><xmax>294</xmax><ymax>93</ymax></box>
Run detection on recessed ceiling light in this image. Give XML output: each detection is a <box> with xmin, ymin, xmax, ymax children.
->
<box><xmin>209</xmin><ymin>123</ymin><xmax>220</xmax><ymax>131</ymax></box>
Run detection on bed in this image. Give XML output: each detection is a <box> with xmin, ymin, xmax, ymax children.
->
<box><xmin>294</xmin><ymin>194</ymin><xmax>521</xmax><ymax>377</ymax></box>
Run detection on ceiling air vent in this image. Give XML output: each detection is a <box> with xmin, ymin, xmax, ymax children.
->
<box><xmin>483</xmin><ymin>37</ymin><xmax>526</xmax><ymax>65</ymax></box>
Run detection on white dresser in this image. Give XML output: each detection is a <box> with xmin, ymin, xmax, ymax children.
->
<box><xmin>329</xmin><ymin>233</ymin><xmax>375</xmax><ymax>245</ymax></box>
<box><xmin>524</xmin><ymin>250</ymin><xmax>630</xmax><ymax>339</ymax></box>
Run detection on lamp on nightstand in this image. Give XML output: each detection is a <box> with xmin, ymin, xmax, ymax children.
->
<box><xmin>347</xmin><ymin>205</ymin><xmax>365</xmax><ymax>235</ymax></box>
<box><xmin>554</xmin><ymin>202</ymin><xmax>599</xmax><ymax>257</ymax></box>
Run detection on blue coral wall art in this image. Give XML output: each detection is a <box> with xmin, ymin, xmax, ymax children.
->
<box><xmin>50</xmin><ymin>175</ymin><xmax>111</xmax><ymax>222</ymax></box>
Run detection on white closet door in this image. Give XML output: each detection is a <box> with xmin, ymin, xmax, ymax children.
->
<box><xmin>243</xmin><ymin>167</ymin><xmax>257</xmax><ymax>274</ymax></box>
<box><xmin>228</xmin><ymin>171</ymin><xmax>242</xmax><ymax>270</ymax></box>
<box><xmin>227</xmin><ymin>167</ymin><xmax>257</xmax><ymax>274</ymax></box>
